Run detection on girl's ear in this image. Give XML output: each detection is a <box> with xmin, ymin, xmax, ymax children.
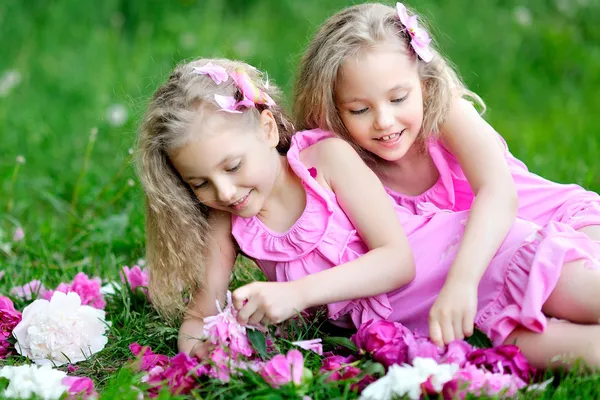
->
<box><xmin>259</xmin><ymin>109</ymin><xmax>280</xmax><ymax>149</ymax></box>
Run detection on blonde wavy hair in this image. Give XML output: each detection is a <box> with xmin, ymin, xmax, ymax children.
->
<box><xmin>137</xmin><ymin>58</ymin><xmax>294</xmax><ymax>323</ymax></box>
<box><xmin>294</xmin><ymin>2</ymin><xmax>484</xmax><ymax>157</ymax></box>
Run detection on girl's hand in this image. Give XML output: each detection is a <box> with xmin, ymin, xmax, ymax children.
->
<box><xmin>232</xmin><ymin>281</ymin><xmax>305</xmax><ymax>325</ymax></box>
<box><xmin>428</xmin><ymin>279</ymin><xmax>477</xmax><ymax>347</ymax></box>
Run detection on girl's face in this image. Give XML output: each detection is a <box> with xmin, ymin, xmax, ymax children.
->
<box><xmin>169</xmin><ymin>110</ymin><xmax>281</xmax><ymax>217</ymax></box>
<box><xmin>335</xmin><ymin>41</ymin><xmax>424</xmax><ymax>162</ymax></box>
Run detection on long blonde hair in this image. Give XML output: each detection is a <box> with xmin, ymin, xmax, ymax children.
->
<box><xmin>294</xmin><ymin>2</ymin><xmax>484</xmax><ymax>156</ymax></box>
<box><xmin>137</xmin><ymin>58</ymin><xmax>294</xmax><ymax>322</ymax></box>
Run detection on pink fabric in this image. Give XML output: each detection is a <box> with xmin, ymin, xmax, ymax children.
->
<box><xmin>231</xmin><ymin>129</ymin><xmax>600</xmax><ymax>346</ymax></box>
<box><xmin>385</xmin><ymin>137</ymin><xmax>600</xmax><ymax>231</ymax></box>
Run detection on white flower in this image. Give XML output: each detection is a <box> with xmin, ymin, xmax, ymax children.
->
<box><xmin>106</xmin><ymin>103</ymin><xmax>128</xmax><ymax>127</ymax></box>
<box><xmin>0</xmin><ymin>364</ymin><xmax>68</xmax><ymax>400</ymax></box>
<box><xmin>12</xmin><ymin>291</ymin><xmax>110</xmax><ymax>366</ymax></box>
<box><xmin>360</xmin><ymin>358</ymin><xmax>458</xmax><ymax>400</ymax></box>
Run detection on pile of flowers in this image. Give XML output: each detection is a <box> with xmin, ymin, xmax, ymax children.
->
<box><xmin>0</xmin><ymin>266</ymin><xmax>148</xmax><ymax>399</ymax></box>
<box><xmin>0</xmin><ymin>266</ymin><xmax>546</xmax><ymax>399</ymax></box>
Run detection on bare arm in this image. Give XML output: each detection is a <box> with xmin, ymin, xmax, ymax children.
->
<box><xmin>441</xmin><ymin>98</ymin><xmax>517</xmax><ymax>285</ymax></box>
<box><xmin>295</xmin><ymin>138</ymin><xmax>415</xmax><ymax>309</ymax></box>
<box><xmin>428</xmin><ymin>98</ymin><xmax>518</xmax><ymax>345</ymax></box>
<box><xmin>178</xmin><ymin>210</ymin><xmax>237</xmax><ymax>356</ymax></box>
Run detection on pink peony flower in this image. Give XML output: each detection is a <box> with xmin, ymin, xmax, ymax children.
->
<box><xmin>441</xmin><ymin>340</ymin><xmax>473</xmax><ymax>367</ymax></box>
<box><xmin>292</xmin><ymin>338</ymin><xmax>323</xmax><ymax>355</ymax></box>
<box><xmin>467</xmin><ymin>344</ymin><xmax>536</xmax><ymax>382</ymax></box>
<box><xmin>44</xmin><ymin>272</ymin><xmax>106</xmax><ymax>310</ymax></box>
<box><xmin>208</xmin><ymin>346</ymin><xmax>234</xmax><ymax>382</ymax></box>
<box><xmin>261</xmin><ymin>349</ymin><xmax>304</xmax><ymax>388</ymax></box>
<box><xmin>0</xmin><ymin>295</ymin><xmax>22</xmax><ymax>358</ymax></box>
<box><xmin>120</xmin><ymin>265</ymin><xmax>149</xmax><ymax>297</ymax></box>
<box><xmin>62</xmin><ymin>376</ymin><xmax>97</xmax><ymax>398</ymax></box>
<box><xmin>129</xmin><ymin>342</ymin><xmax>169</xmax><ymax>372</ymax></box>
<box><xmin>320</xmin><ymin>354</ymin><xmax>360</xmax><ymax>381</ymax></box>
<box><xmin>352</xmin><ymin>319</ymin><xmax>415</xmax><ymax>367</ymax></box>
<box><xmin>161</xmin><ymin>353</ymin><xmax>205</xmax><ymax>395</ymax></box>
<box><xmin>203</xmin><ymin>291</ymin><xmax>254</xmax><ymax>358</ymax></box>
<box><xmin>10</xmin><ymin>279</ymin><xmax>47</xmax><ymax>301</ymax></box>
<box><xmin>442</xmin><ymin>364</ymin><xmax>526</xmax><ymax>399</ymax></box>
<box><xmin>407</xmin><ymin>334</ymin><xmax>443</xmax><ymax>363</ymax></box>
<box><xmin>12</xmin><ymin>291</ymin><xmax>109</xmax><ymax>366</ymax></box>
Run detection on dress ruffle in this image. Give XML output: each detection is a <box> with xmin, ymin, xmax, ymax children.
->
<box><xmin>475</xmin><ymin>221</ymin><xmax>600</xmax><ymax>345</ymax></box>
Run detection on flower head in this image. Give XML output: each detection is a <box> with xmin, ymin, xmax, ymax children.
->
<box><xmin>0</xmin><ymin>364</ymin><xmax>68</xmax><ymax>400</ymax></box>
<box><xmin>13</xmin><ymin>291</ymin><xmax>109</xmax><ymax>366</ymax></box>
<box><xmin>0</xmin><ymin>295</ymin><xmax>22</xmax><ymax>358</ymax></box>
<box><xmin>10</xmin><ymin>279</ymin><xmax>47</xmax><ymax>301</ymax></box>
<box><xmin>202</xmin><ymin>291</ymin><xmax>254</xmax><ymax>357</ymax></box>
<box><xmin>396</xmin><ymin>3</ymin><xmax>433</xmax><ymax>62</ymax></box>
<box><xmin>261</xmin><ymin>349</ymin><xmax>304</xmax><ymax>388</ymax></box>
<box><xmin>44</xmin><ymin>272</ymin><xmax>106</xmax><ymax>310</ymax></box>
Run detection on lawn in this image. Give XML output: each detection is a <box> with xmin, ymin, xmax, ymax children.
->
<box><xmin>1</xmin><ymin>0</ymin><xmax>600</xmax><ymax>398</ymax></box>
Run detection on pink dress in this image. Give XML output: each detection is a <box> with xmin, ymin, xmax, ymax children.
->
<box><xmin>386</xmin><ymin>137</ymin><xmax>600</xmax><ymax>231</ymax></box>
<box><xmin>231</xmin><ymin>129</ymin><xmax>600</xmax><ymax>345</ymax></box>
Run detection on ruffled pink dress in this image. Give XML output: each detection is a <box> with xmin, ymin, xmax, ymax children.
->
<box><xmin>385</xmin><ymin>137</ymin><xmax>600</xmax><ymax>231</ymax></box>
<box><xmin>231</xmin><ymin>129</ymin><xmax>600</xmax><ymax>345</ymax></box>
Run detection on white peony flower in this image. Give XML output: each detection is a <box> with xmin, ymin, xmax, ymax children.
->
<box><xmin>0</xmin><ymin>364</ymin><xmax>68</xmax><ymax>400</ymax></box>
<box><xmin>12</xmin><ymin>291</ymin><xmax>110</xmax><ymax>366</ymax></box>
<box><xmin>360</xmin><ymin>358</ymin><xmax>458</xmax><ymax>400</ymax></box>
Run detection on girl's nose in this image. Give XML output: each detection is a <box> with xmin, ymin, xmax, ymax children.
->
<box><xmin>374</xmin><ymin>107</ymin><xmax>394</xmax><ymax>131</ymax></box>
<box><xmin>214</xmin><ymin>179</ymin><xmax>236</xmax><ymax>204</ymax></box>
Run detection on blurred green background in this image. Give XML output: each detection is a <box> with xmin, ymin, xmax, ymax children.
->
<box><xmin>1</xmin><ymin>0</ymin><xmax>599</xmax><ymax>282</ymax></box>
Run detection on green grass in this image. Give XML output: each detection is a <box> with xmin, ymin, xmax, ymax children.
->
<box><xmin>1</xmin><ymin>0</ymin><xmax>600</xmax><ymax>398</ymax></box>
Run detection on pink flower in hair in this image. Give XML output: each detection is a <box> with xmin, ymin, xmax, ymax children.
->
<box><xmin>396</xmin><ymin>3</ymin><xmax>433</xmax><ymax>62</ymax></box>
<box><xmin>192</xmin><ymin>62</ymin><xmax>229</xmax><ymax>85</ymax></box>
<box><xmin>230</xmin><ymin>69</ymin><xmax>275</xmax><ymax>107</ymax></box>
<box><xmin>214</xmin><ymin>94</ymin><xmax>243</xmax><ymax>114</ymax></box>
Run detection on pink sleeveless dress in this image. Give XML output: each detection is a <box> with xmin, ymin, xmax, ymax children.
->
<box><xmin>386</xmin><ymin>137</ymin><xmax>600</xmax><ymax>231</ymax></box>
<box><xmin>231</xmin><ymin>129</ymin><xmax>600</xmax><ymax>345</ymax></box>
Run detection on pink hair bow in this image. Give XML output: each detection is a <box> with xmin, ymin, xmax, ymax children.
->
<box><xmin>214</xmin><ymin>68</ymin><xmax>275</xmax><ymax>113</ymax></box>
<box><xmin>396</xmin><ymin>3</ymin><xmax>433</xmax><ymax>63</ymax></box>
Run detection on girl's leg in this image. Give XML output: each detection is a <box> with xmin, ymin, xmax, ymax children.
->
<box><xmin>578</xmin><ymin>225</ymin><xmax>600</xmax><ymax>241</ymax></box>
<box><xmin>542</xmin><ymin>260</ymin><xmax>600</xmax><ymax>323</ymax></box>
<box><xmin>505</xmin><ymin>321</ymin><xmax>600</xmax><ymax>370</ymax></box>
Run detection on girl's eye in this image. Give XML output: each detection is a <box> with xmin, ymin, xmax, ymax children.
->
<box><xmin>392</xmin><ymin>95</ymin><xmax>408</xmax><ymax>104</ymax></box>
<box><xmin>226</xmin><ymin>161</ymin><xmax>242</xmax><ymax>172</ymax></box>
<box><xmin>192</xmin><ymin>181</ymin><xmax>208</xmax><ymax>190</ymax></box>
<box><xmin>349</xmin><ymin>108</ymin><xmax>368</xmax><ymax>115</ymax></box>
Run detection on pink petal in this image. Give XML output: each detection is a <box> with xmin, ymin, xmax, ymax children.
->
<box><xmin>214</xmin><ymin>95</ymin><xmax>242</xmax><ymax>113</ymax></box>
<box><xmin>192</xmin><ymin>63</ymin><xmax>229</xmax><ymax>85</ymax></box>
<box><xmin>411</xmin><ymin>41</ymin><xmax>434</xmax><ymax>62</ymax></box>
<box><xmin>291</xmin><ymin>339</ymin><xmax>323</xmax><ymax>355</ymax></box>
<box><xmin>406</xmin><ymin>15</ymin><xmax>419</xmax><ymax>32</ymax></box>
<box><xmin>396</xmin><ymin>3</ymin><xmax>410</xmax><ymax>25</ymax></box>
<box><xmin>286</xmin><ymin>349</ymin><xmax>304</xmax><ymax>385</ymax></box>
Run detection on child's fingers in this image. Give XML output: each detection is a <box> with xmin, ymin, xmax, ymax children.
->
<box><xmin>232</xmin><ymin>286</ymin><xmax>250</xmax><ymax>311</ymax></box>
<box><xmin>440</xmin><ymin>316</ymin><xmax>456</xmax><ymax>345</ymax></box>
<box><xmin>236</xmin><ymin>297</ymin><xmax>258</xmax><ymax>324</ymax></box>
<box><xmin>452</xmin><ymin>315</ymin><xmax>464</xmax><ymax>341</ymax></box>
<box><xmin>463</xmin><ymin>312</ymin><xmax>475</xmax><ymax>337</ymax></box>
<box><xmin>429</xmin><ymin>320</ymin><xmax>443</xmax><ymax>347</ymax></box>
<box><xmin>248</xmin><ymin>309</ymin><xmax>265</xmax><ymax>326</ymax></box>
